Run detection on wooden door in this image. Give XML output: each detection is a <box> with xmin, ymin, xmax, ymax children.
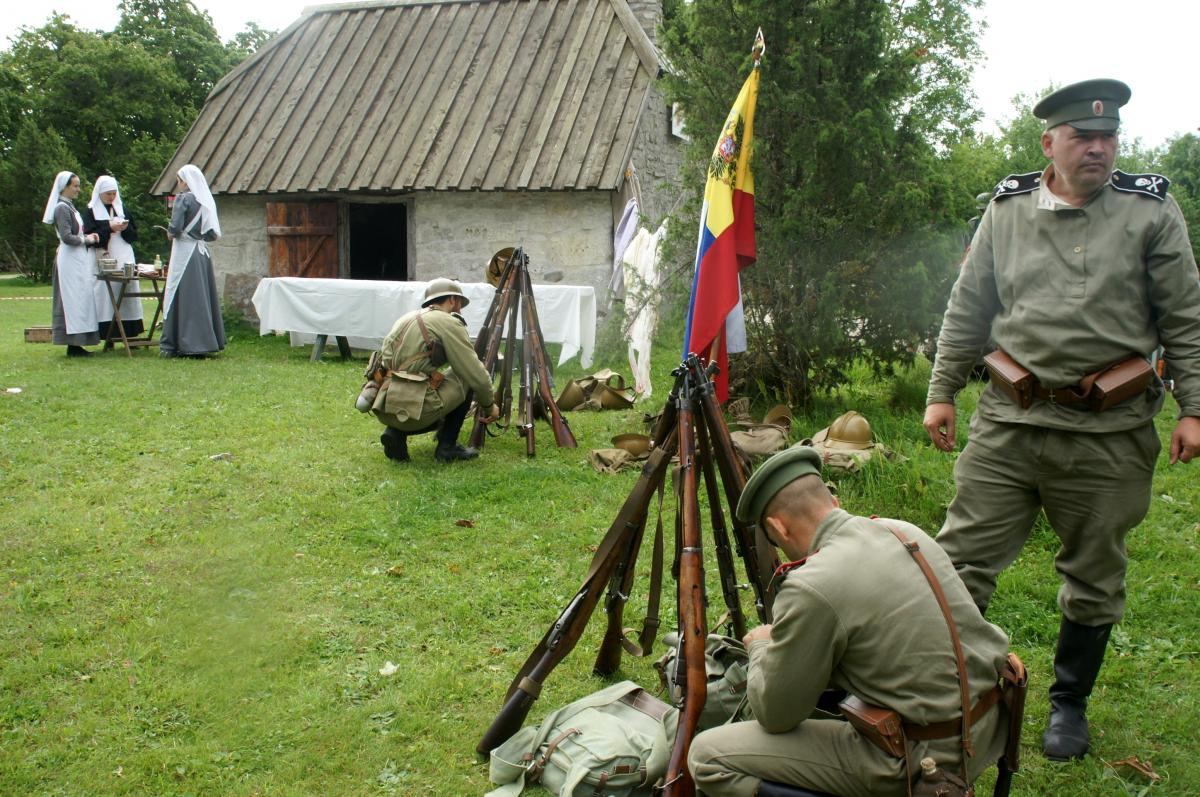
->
<box><xmin>266</xmin><ymin>201</ymin><xmax>339</xmax><ymax>278</ymax></box>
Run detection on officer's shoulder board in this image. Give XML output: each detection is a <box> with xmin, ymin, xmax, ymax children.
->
<box><xmin>1110</xmin><ymin>169</ymin><xmax>1170</xmax><ymax>201</ymax></box>
<box><xmin>992</xmin><ymin>171</ymin><xmax>1041</xmax><ymax>201</ymax></box>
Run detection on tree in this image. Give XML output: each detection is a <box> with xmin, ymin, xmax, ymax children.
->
<box><xmin>0</xmin><ymin>120</ymin><xmax>83</xmax><ymax>280</ymax></box>
<box><xmin>0</xmin><ymin>4</ymin><xmax>276</xmax><ymax>278</ymax></box>
<box><xmin>661</xmin><ymin>0</ymin><xmax>984</xmax><ymax>402</ymax></box>
<box><xmin>1156</xmin><ymin>133</ymin><xmax>1200</xmax><ymax>262</ymax></box>
<box><xmin>114</xmin><ymin>0</ymin><xmax>237</xmax><ymax>110</ymax></box>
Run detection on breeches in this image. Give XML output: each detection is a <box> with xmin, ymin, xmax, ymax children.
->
<box><xmin>936</xmin><ymin>415</ymin><xmax>1159</xmax><ymax>625</ymax></box>
<box><xmin>373</xmin><ymin>371</ymin><xmax>467</xmax><ymax>433</ymax></box>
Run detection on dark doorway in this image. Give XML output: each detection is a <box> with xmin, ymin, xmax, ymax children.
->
<box><xmin>348</xmin><ymin>203</ymin><xmax>407</xmax><ymax>280</ymax></box>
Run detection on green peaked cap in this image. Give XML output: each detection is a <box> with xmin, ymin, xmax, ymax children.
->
<box><xmin>735</xmin><ymin>445</ymin><xmax>823</xmax><ymax>526</ymax></box>
<box><xmin>1033</xmin><ymin>79</ymin><xmax>1130</xmax><ymax>132</ymax></box>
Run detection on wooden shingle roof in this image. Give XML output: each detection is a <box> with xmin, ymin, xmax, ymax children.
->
<box><xmin>153</xmin><ymin>0</ymin><xmax>662</xmax><ymax>195</ymax></box>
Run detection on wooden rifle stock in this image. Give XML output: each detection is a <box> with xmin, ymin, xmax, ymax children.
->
<box><xmin>521</xmin><ymin>268</ymin><xmax>576</xmax><ymax>447</ymax></box>
<box><xmin>686</xmin><ymin>355</ymin><xmax>778</xmax><ymax>622</ymax></box>
<box><xmin>695</xmin><ymin>419</ymin><xmax>748</xmax><ymax>639</ymax></box>
<box><xmin>663</xmin><ymin>381</ymin><xmax>707</xmax><ymax>797</ymax></box>
<box><xmin>477</xmin><ymin>435</ymin><xmax>678</xmax><ymax>755</ymax></box>
<box><xmin>468</xmin><ymin>265</ymin><xmax>518</xmax><ymax>449</ymax></box>
<box><xmin>521</xmin><ymin>333</ymin><xmax>535</xmax><ymax>456</ymax></box>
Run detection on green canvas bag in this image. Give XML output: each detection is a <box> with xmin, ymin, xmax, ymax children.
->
<box><xmin>654</xmin><ymin>632</ymin><xmax>753</xmax><ymax>732</ymax></box>
<box><xmin>486</xmin><ymin>680</ymin><xmax>677</xmax><ymax>797</ymax></box>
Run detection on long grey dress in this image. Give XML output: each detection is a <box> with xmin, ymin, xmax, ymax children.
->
<box><xmin>160</xmin><ymin>193</ymin><xmax>225</xmax><ymax>356</ymax></box>
<box><xmin>51</xmin><ymin>200</ymin><xmax>100</xmax><ymax>347</ymax></box>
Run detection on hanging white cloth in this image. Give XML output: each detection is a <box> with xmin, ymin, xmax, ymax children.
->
<box><xmin>53</xmin><ymin>200</ymin><xmax>98</xmax><ymax>335</ymax></box>
<box><xmin>609</xmin><ymin>197</ymin><xmax>640</xmax><ymax>308</ymax></box>
<box><xmin>622</xmin><ymin>223</ymin><xmax>666</xmax><ymax>397</ymax></box>
<box><xmin>177</xmin><ymin>164</ymin><xmax>220</xmax><ymax>237</ymax></box>
<box><xmin>163</xmin><ymin>208</ymin><xmax>205</xmax><ymax>318</ymax></box>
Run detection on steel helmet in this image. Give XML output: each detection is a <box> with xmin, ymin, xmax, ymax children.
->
<box><xmin>975</xmin><ymin>192</ymin><xmax>991</xmax><ymax>211</ymax></box>
<box><xmin>422</xmin><ymin>278</ymin><xmax>469</xmax><ymax>308</ymax></box>
<box><xmin>814</xmin><ymin>411</ymin><xmax>872</xmax><ymax>450</ymax></box>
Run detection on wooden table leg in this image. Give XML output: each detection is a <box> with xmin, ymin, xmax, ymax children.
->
<box><xmin>311</xmin><ymin>334</ymin><xmax>329</xmax><ymax>361</ymax></box>
<box><xmin>335</xmin><ymin>335</ymin><xmax>352</xmax><ymax>359</ymax></box>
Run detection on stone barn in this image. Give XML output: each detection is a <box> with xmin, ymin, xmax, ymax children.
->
<box><xmin>152</xmin><ymin>0</ymin><xmax>685</xmax><ymax>316</ymax></box>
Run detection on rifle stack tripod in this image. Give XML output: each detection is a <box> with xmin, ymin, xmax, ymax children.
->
<box><xmin>468</xmin><ymin>247</ymin><xmax>576</xmax><ymax>455</ymax></box>
<box><xmin>478</xmin><ymin>354</ymin><xmax>781</xmax><ymax>797</ymax></box>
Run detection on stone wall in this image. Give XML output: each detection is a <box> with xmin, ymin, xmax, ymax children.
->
<box><xmin>411</xmin><ymin>191</ymin><xmax>614</xmax><ymax>299</ymax></box>
<box><xmin>627</xmin><ymin>82</ymin><xmax>689</xmax><ymax>227</ymax></box>
<box><xmin>209</xmin><ymin>190</ymin><xmax>618</xmax><ymax>318</ymax></box>
<box><xmin>207</xmin><ymin>194</ymin><xmax>269</xmax><ymax>321</ymax></box>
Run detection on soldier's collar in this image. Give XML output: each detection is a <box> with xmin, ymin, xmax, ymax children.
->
<box><xmin>770</xmin><ymin>553</ymin><xmax>817</xmax><ymax>590</ymax></box>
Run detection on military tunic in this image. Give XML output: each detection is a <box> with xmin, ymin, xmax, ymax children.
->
<box><xmin>372</xmin><ymin>306</ymin><xmax>495</xmax><ymax>433</ymax></box>
<box><xmin>928</xmin><ymin>167</ymin><xmax>1200</xmax><ymax>623</ymax></box>
<box><xmin>689</xmin><ymin>510</ymin><xmax>1010</xmax><ymax>797</ymax></box>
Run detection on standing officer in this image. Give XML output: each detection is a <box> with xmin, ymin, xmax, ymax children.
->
<box><xmin>924</xmin><ymin>79</ymin><xmax>1200</xmax><ymax>761</ymax></box>
<box><xmin>688</xmin><ymin>446</ymin><xmax>1014</xmax><ymax>797</ymax></box>
<box><xmin>371</xmin><ymin>279</ymin><xmax>499</xmax><ymax>462</ymax></box>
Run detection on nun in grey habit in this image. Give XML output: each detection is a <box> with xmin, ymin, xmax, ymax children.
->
<box><xmin>161</xmin><ymin>164</ymin><xmax>225</xmax><ymax>357</ymax></box>
<box><xmin>43</xmin><ymin>171</ymin><xmax>101</xmax><ymax>356</ymax></box>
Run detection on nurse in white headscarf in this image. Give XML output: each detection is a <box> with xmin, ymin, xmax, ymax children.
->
<box><xmin>161</xmin><ymin>164</ymin><xmax>225</xmax><ymax>357</ymax></box>
<box><xmin>43</xmin><ymin>171</ymin><xmax>101</xmax><ymax>356</ymax></box>
<box><xmin>84</xmin><ymin>174</ymin><xmax>145</xmax><ymax>339</ymax></box>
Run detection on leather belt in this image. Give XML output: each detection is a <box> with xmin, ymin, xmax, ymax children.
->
<box><xmin>1030</xmin><ymin>381</ymin><xmax>1091</xmax><ymax>410</ymax></box>
<box><xmin>904</xmin><ymin>683</ymin><xmax>1004</xmax><ymax>741</ymax></box>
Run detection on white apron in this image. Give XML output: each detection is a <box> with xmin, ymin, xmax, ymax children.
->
<box><xmin>163</xmin><ymin>211</ymin><xmax>205</xmax><ymax>318</ymax></box>
<box><xmin>93</xmin><ymin>221</ymin><xmax>144</xmax><ymax>324</ymax></box>
<box><xmin>57</xmin><ymin>205</ymin><xmax>98</xmax><ymax>335</ymax></box>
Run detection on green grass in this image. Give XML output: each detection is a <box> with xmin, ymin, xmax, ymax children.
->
<box><xmin>2</xmin><ymin>282</ymin><xmax>1196</xmax><ymax>796</ymax></box>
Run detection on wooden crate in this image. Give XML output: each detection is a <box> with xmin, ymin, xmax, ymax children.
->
<box><xmin>24</xmin><ymin>326</ymin><xmax>53</xmax><ymax>343</ymax></box>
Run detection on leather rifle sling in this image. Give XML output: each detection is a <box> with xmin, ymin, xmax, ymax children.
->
<box><xmin>879</xmin><ymin>521</ymin><xmax>975</xmax><ymax>785</ymax></box>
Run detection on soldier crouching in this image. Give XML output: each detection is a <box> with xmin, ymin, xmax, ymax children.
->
<box><xmin>363</xmin><ymin>279</ymin><xmax>499</xmax><ymax>462</ymax></box>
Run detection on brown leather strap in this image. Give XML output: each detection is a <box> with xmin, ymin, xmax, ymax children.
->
<box><xmin>1030</xmin><ymin>381</ymin><xmax>1091</xmax><ymax>408</ymax></box>
<box><xmin>530</xmin><ymin>727</ymin><xmax>579</xmax><ymax>780</ymax></box>
<box><xmin>904</xmin><ymin>683</ymin><xmax>1003</xmax><ymax>740</ymax></box>
<box><xmin>878</xmin><ymin>521</ymin><xmax>975</xmax><ymax>782</ymax></box>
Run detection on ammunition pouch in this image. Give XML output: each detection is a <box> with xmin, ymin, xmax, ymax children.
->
<box><xmin>985</xmin><ymin>350</ymin><xmax>1153</xmax><ymax>412</ymax></box>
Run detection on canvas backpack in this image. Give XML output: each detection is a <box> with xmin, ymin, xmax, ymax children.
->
<box><xmin>654</xmin><ymin>632</ymin><xmax>753</xmax><ymax>732</ymax></box>
<box><xmin>486</xmin><ymin>680</ymin><xmax>677</xmax><ymax>797</ymax></box>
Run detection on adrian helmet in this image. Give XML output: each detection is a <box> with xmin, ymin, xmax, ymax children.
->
<box><xmin>811</xmin><ymin>411</ymin><xmax>873</xmax><ymax>450</ymax></box>
<box><xmin>975</xmin><ymin>192</ymin><xmax>991</xmax><ymax>212</ymax></box>
<box><xmin>422</xmin><ymin>278</ymin><xmax>469</xmax><ymax>308</ymax></box>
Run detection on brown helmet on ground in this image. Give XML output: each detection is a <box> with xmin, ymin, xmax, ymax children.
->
<box><xmin>812</xmin><ymin>411</ymin><xmax>872</xmax><ymax>450</ymax></box>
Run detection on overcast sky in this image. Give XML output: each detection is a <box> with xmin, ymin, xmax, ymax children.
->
<box><xmin>5</xmin><ymin>0</ymin><xmax>1197</xmax><ymax>148</ymax></box>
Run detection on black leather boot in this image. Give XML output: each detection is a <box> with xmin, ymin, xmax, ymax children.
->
<box><xmin>434</xmin><ymin>395</ymin><xmax>479</xmax><ymax>462</ymax></box>
<box><xmin>379</xmin><ymin>428</ymin><xmax>409</xmax><ymax>462</ymax></box>
<box><xmin>1042</xmin><ymin>617</ymin><xmax>1112</xmax><ymax>761</ymax></box>
<box><xmin>756</xmin><ymin>781</ymin><xmax>833</xmax><ymax>797</ymax></box>
<box><xmin>66</xmin><ymin>345</ymin><xmax>92</xmax><ymax>357</ymax></box>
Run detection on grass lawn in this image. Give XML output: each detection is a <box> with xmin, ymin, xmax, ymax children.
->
<box><xmin>1</xmin><ymin>279</ymin><xmax>1195</xmax><ymax>796</ymax></box>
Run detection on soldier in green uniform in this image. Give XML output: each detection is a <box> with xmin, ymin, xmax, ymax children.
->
<box><xmin>371</xmin><ymin>279</ymin><xmax>499</xmax><ymax>462</ymax></box>
<box><xmin>924</xmin><ymin>79</ymin><xmax>1200</xmax><ymax>761</ymax></box>
<box><xmin>688</xmin><ymin>446</ymin><xmax>1012</xmax><ymax>797</ymax></box>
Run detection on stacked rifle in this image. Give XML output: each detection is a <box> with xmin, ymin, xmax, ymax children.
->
<box><xmin>468</xmin><ymin>247</ymin><xmax>576</xmax><ymax>455</ymax></box>
<box><xmin>477</xmin><ymin>355</ymin><xmax>780</xmax><ymax>796</ymax></box>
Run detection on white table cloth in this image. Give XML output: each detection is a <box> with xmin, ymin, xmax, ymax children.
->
<box><xmin>251</xmin><ymin>277</ymin><xmax>596</xmax><ymax>367</ymax></box>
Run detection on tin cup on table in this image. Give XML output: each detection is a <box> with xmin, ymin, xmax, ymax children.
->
<box><xmin>123</xmin><ymin>263</ymin><xmax>134</xmax><ymax>278</ymax></box>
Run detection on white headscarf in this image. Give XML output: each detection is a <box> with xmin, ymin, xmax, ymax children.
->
<box><xmin>177</xmin><ymin>164</ymin><xmax>220</xmax><ymax>238</ymax></box>
<box><xmin>88</xmin><ymin>174</ymin><xmax>125</xmax><ymax>221</ymax></box>
<box><xmin>42</xmin><ymin>171</ymin><xmax>75</xmax><ymax>224</ymax></box>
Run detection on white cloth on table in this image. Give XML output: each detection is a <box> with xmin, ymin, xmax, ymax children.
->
<box><xmin>251</xmin><ymin>278</ymin><xmax>597</xmax><ymax>368</ymax></box>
